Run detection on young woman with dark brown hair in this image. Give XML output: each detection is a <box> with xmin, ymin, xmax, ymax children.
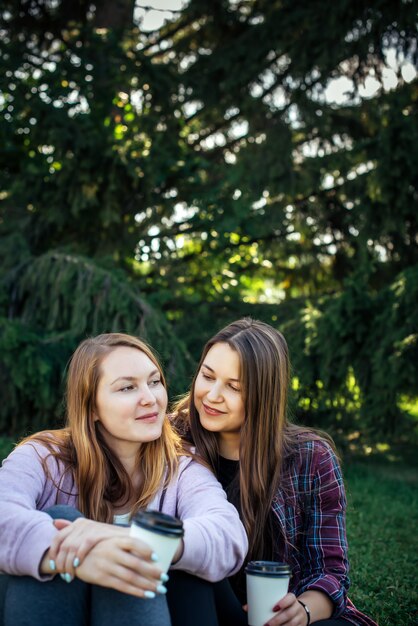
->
<box><xmin>173</xmin><ymin>318</ymin><xmax>377</xmax><ymax>626</ymax></box>
<box><xmin>0</xmin><ymin>333</ymin><xmax>247</xmax><ymax>626</ymax></box>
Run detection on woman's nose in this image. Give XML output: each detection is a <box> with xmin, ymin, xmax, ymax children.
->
<box><xmin>138</xmin><ymin>386</ymin><xmax>156</xmax><ymax>405</ymax></box>
<box><xmin>206</xmin><ymin>382</ymin><xmax>223</xmax><ymax>402</ymax></box>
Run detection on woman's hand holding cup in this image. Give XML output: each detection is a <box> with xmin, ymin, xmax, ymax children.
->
<box><xmin>263</xmin><ymin>592</ymin><xmax>308</xmax><ymax>626</ymax></box>
<box><xmin>245</xmin><ymin>561</ymin><xmax>291</xmax><ymax>626</ymax></box>
<box><xmin>74</xmin><ymin>534</ymin><xmax>168</xmax><ymax>598</ymax></box>
<box><xmin>49</xmin><ymin>518</ymin><xmax>127</xmax><ymax>577</ymax></box>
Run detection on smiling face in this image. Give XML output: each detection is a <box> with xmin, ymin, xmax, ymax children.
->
<box><xmin>94</xmin><ymin>346</ymin><xmax>168</xmax><ymax>455</ymax></box>
<box><xmin>194</xmin><ymin>342</ymin><xmax>245</xmax><ymax>445</ymax></box>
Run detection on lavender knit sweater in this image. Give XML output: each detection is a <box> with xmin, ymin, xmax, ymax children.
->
<box><xmin>0</xmin><ymin>442</ymin><xmax>247</xmax><ymax>582</ymax></box>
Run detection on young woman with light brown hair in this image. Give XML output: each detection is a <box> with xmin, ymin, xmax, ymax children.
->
<box><xmin>173</xmin><ymin>318</ymin><xmax>377</xmax><ymax>626</ymax></box>
<box><xmin>0</xmin><ymin>332</ymin><xmax>247</xmax><ymax>626</ymax></box>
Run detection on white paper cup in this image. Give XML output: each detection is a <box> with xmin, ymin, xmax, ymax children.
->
<box><xmin>129</xmin><ymin>510</ymin><xmax>184</xmax><ymax>573</ymax></box>
<box><xmin>246</xmin><ymin>561</ymin><xmax>291</xmax><ymax>626</ymax></box>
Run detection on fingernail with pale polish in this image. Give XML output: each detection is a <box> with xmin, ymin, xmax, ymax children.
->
<box><xmin>157</xmin><ymin>584</ymin><xmax>167</xmax><ymax>594</ymax></box>
<box><xmin>160</xmin><ymin>572</ymin><xmax>169</xmax><ymax>582</ymax></box>
<box><xmin>49</xmin><ymin>559</ymin><xmax>56</xmax><ymax>571</ymax></box>
<box><xmin>151</xmin><ymin>552</ymin><xmax>159</xmax><ymax>562</ymax></box>
<box><xmin>144</xmin><ymin>591</ymin><xmax>156</xmax><ymax>599</ymax></box>
<box><xmin>73</xmin><ymin>557</ymin><xmax>80</xmax><ymax>568</ymax></box>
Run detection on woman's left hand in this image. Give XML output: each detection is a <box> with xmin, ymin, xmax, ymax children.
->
<box><xmin>264</xmin><ymin>593</ymin><xmax>308</xmax><ymax>626</ymax></box>
<box><xmin>49</xmin><ymin>518</ymin><xmax>128</xmax><ymax>577</ymax></box>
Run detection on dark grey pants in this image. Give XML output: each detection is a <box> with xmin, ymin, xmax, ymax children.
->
<box><xmin>0</xmin><ymin>506</ymin><xmax>171</xmax><ymax>626</ymax></box>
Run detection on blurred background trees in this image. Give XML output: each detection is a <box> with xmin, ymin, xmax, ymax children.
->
<box><xmin>1</xmin><ymin>0</ymin><xmax>417</xmax><ymax>445</ymax></box>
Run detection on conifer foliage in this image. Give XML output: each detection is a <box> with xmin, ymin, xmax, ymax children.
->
<box><xmin>0</xmin><ymin>0</ymin><xmax>417</xmax><ymax>438</ymax></box>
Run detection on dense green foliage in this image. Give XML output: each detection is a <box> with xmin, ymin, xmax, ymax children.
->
<box><xmin>0</xmin><ymin>436</ymin><xmax>14</xmax><ymax>460</ymax></box>
<box><xmin>0</xmin><ymin>251</ymin><xmax>192</xmax><ymax>434</ymax></box>
<box><xmin>0</xmin><ymin>0</ymin><xmax>417</xmax><ymax>438</ymax></box>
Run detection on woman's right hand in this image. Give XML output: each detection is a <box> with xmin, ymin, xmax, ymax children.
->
<box><xmin>73</xmin><ymin>534</ymin><xmax>167</xmax><ymax>598</ymax></box>
<box><xmin>49</xmin><ymin>518</ymin><xmax>127</xmax><ymax>576</ymax></box>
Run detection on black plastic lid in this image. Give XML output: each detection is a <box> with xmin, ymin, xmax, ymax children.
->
<box><xmin>131</xmin><ymin>510</ymin><xmax>184</xmax><ymax>538</ymax></box>
<box><xmin>245</xmin><ymin>560</ymin><xmax>291</xmax><ymax>578</ymax></box>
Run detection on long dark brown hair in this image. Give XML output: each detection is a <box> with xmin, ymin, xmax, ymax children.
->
<box><xmin>20</xmin><ymin>333</ymin><xmax>185</xmax><ymax>522</ymax></box>
<box><xmin>174</xmin><ymin>318</ymin><xmax>332</xmax><ymax>561</ymax></box>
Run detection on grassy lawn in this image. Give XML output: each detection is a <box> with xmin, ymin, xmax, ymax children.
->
<box><xmin>344</xmin><ymin>457</ymin><xmax>418</xmax><ymax>626</ymax></box>
<box><xmin>0</xmin><ymin>436</ymin><xmax>416</xmax><ymax>625</ymax></box>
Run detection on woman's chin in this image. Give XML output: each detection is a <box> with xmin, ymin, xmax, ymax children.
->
<box><xmin>199</xmin><ymin>416</ymin><xmax>223</xmax><ymax>433</ymax></box>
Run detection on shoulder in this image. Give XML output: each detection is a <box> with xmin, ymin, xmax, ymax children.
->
<box><xmin>161</xmin><ymin>455</ymin><xmax>226</xmax><ymax>516</ymax></box>
<box><xmin>177</xmin><ymin>454</ymin><xmax>213</xmax><ymax>476</ymax></box>
<box><xmin>175</xmin><ymin>455</ymin><xmax>223</xmax><ymax>490</ymax></box>
<box><xmin>177</xmin><ymin>454</ymin><xmax>194</xmax><ymax>472</ymax></box>
<box><xmin>3</xmin><ymin>439</ymin><xmax>65</xmax><ymax>479</ymax></box>
<box><xmin>283</xmin><ymin>435</ymin><xmax>342</xmax><ymax>489</ymax></box>
<box><xmin>298</xmin><ymin>437</ymin><xmax>337</xmax><ymax>462</ymax></box>
<box><xmin>0</xmin><ymin>441</ymin><xmax>61</xmax><ymax>504</ymax></box>
<box><xmin>4</xmin><ymin>440</ymin><xmax>49</xmax><ymax>464</ymax></box>
<box><xmin>284</xmin><ymin>427</ymin><xmax>339</xmax><ymax>467</ymax></box>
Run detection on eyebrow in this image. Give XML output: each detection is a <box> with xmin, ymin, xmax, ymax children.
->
<box><xmin>201</xmin><ymin>363</ymin><xmax>240</xmax><ymax>383</ymax></box>
<box><xmin>110</xmin><ymin>369</ymin><xmax>160</xmax><ymax>385</ymax></box>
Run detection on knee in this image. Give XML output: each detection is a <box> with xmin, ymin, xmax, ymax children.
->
<box><xmin>45</xmin><ymin>505</ymin><xmax>85</xmax><ymax>522</ymax></box>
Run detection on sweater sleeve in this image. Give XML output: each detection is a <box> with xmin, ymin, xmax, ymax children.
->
<box><xmin>169</xmin><ymin>459</ymin><xmax>248</xmax><ymax>582</ymax></box>
<box><xmin>0</xmin><ymin>443</ymin><xmax>59</xmax><ymax>580</ymax></box>
<box><xmin>295</xmin><ymin>441</ymin><xmax>350</xmax><ymax>617</ymax></box>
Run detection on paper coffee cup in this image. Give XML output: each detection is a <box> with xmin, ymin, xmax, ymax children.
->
<box><xmin>130</xmin><ymin>510</ymin><xmax>184</xmax><ymax>573</ymax></box>
<box><xmin>246</xmin><ymin>561</ymin><xmax>291</xmax><ymax>626</ymax></box>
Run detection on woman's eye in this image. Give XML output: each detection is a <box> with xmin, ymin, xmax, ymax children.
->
<box><xmin>201</xmin><ymin>372</ymin><xmax>214</xmax><ymax>381</ymax></box>
<box><xmin>150</xmin><ymin>378</ymin><xmax>161</xmax><ymax>386</ymax></box>
<box><xmin>119</xmin><ymin>385</ymin><xmax>134</xmax><ymax>392</ymax></box>
<box><xmin>229</xmin><ymin>384</ymin><xmax>241</xmax><ymax>392</ymax></box>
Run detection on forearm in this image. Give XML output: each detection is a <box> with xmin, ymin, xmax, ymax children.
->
<box><xmin>297</xmin><ymin>590</ymin><xmax>334</xmax><ymax>624</ymax></box>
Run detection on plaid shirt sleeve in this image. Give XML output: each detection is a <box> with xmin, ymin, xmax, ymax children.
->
<box><xmin>295</xmin><ymin>440</ymin><xmax>350</xmax><ymax>617</ymax></box>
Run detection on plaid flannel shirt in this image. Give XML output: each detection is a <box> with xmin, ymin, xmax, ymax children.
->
<box><xmin>272</xmin><ymin>439</ymin><xmax>377</xmax><ymax>626</ymax></box>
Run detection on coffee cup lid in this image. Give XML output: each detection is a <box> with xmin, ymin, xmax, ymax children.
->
<box><xmin>245</xmin><ymin>560</ymin><xmax>291</xmax><ymax>577</ymax></box>
<box><xmin>132</xmin><ymin>510</ymin><xmax>184</xmax><ymax>538</ymax></box>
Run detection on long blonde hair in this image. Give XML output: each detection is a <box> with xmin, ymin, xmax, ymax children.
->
<box><xmin>174</xmin><ymin>318</ymin><xmax>331</xmax><ymax>560</ymax></box>
<box><xmin>21</xmin><ymin>333</ymin><xmax>184</xmax><ymax>522</ymax></box>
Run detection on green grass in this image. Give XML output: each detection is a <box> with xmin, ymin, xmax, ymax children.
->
<box><xmin>0</xmin><ymin>437</ymin><xmax>416</xmax><ymax>624</ymax></box>
<box><xmin>344</xmin><ymin>458</ymin><xmax>418</xmax><ymax>626</ymax></box>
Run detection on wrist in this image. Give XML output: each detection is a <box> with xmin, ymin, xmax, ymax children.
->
<box><xmin>297</xmin><ymin>599</ymin><xmax>310</xmax><ymax>626</ymax></box>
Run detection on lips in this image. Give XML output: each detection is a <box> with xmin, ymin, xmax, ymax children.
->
<box><xmin>202</xmin><ymin>403</ymin><xmax>226</xmax><ymax>416</ymax></box>
<box><xmin>135</xmin><ymin>412</ymin><xmax>159</xmax><ymax>422</ymax></box>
